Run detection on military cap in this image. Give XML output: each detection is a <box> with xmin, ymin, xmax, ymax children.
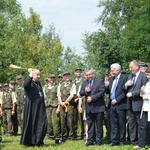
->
<box><xmin>3</xmin><ymin>83</ymin><xmax>9</xmax><ymax>87</ymax></box>
<box><xmin>9</xmin><ymin>80</ymin><xmax>15</xmax><ymax>84</ymax></box>
<box><xmin>16</xmin><ymin>75</ymin><xmax>23</xmax><ymax>80</ymax></box>
<box><xmin>47</xmin><ymin>74</ymin><xmax>55</xmax><ymax>78</ymax></box>
<box><xmin>139</xmin><ymin>63</ymin><xmax>148</xmax><ymax>67</ymax></box>
<box><xmin>63</xmin><ymin>72</ymin><xmax>70</xmax><ymax>76</ymax></box>
<box><xmin>75</xmin><ymin>68</ymin><xmax>82</xmax><ymax>72</ymax></box>
<box><xmin>58</xmin><ymin>74</ymin><xmax>63</xmax><ymax>78</ymax></box>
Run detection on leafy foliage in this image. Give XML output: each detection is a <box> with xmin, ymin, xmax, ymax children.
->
<box><xmin>83</xmin><ymin>0</ymin><xmax>150</xmax><ymax>76</ymax></box>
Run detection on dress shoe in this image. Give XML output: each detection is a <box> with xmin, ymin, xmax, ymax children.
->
<box><xmin>85</xmin><ymin>143</ymin><xmax>94</xmax><ymax>146</ymax></box>
<box><xmin>109</xmin><ymin>142</ymin><xmax>119</xmax><ymax>146</ymax></box>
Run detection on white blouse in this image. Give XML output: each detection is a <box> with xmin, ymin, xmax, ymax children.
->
<box><xmin>141</xmin><ymin>82</ymin><xmax>150</xmax><ymax>121</ymax></box>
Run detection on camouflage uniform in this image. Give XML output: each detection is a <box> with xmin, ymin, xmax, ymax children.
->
<box><xmin>1</xmin><ymin>90</ymin><xmax>17</xmax><ymax>135</ymax></box>
<box><xmin>45</xmin><ymin>83</ymin><xmax>59</xmax><ymax>138</ymax></box>
<box><xmin>73</xmin><ymin>77</ymin><xmax>85</xmax><ymax>139</ymax></box>
<box><xmin>59</xmin><ymin>82</ymin><xmax>76</xmax><ymax>139</ymax></box>
<box><xmin>15</xmin><ymin>83</ymin><xmax>25</xmax><ymax>132</ymax></box>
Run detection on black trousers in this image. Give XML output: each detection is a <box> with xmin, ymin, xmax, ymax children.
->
<box><xmin>110</xmin><ymin>105</ymin><xmax>126</xmax><ymax>144</ymax></box>
<box><xmin>138</xmin><ymin>111</ymin><xmax>150</xmax><ymax>147</ymax></box>
<box><xmin>128</xmin><ymin>109</ymin><xmax>141</xmax><ymax>145</ymax></box>
<box><xmin>86</xmin><ymin>112</ymin><xmax>104</xmax><ymax>144</ymax></box>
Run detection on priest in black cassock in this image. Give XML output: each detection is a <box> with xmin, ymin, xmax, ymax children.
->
<box><xmin>20</xmin><ymin>68</ymin><xmax>47</xmax><ymax>146</ymax></box>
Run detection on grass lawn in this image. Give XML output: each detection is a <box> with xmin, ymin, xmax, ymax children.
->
<box><xmin>0</xmin><ymin>135</ymin><xmax>149</xmax><ymax>150</ymax></box>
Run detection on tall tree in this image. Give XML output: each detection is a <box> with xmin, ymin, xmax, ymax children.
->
<box><xmin>83</xmin><ymin>0</ymin><xmax>150</xmax><ymax>76</ymax></box>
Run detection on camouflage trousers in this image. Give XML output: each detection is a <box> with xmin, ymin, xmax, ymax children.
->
<box><xmin>17</xmin><ymin>106</ymin><xmax>24</xmax><ymax>132</ymax></box>
<box><xmin>2</xmin><ymin>109</ymin><xmax>13</xmax><ymax>135</ymax></box>
<box><xmin>60</xmin><ymin>104</ymin><xmax>78</xmax><ymax>139</ymax></box>
<box><xmin>46</xmin><ymin>107</ymin><xmax>60</xmax><ymax>138</ymax></box>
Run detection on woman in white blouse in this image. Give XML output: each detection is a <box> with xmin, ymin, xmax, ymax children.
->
<box><xmin>135</xmin><ymin>64</ymin><xmax>150</xmax><ymax>149</ymax></box>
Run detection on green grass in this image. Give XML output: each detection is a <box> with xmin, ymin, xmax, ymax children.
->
<box><xmin>0</xmin><ymin>135</ymin><xmax>149</xmax><ymax>150</ymax></box>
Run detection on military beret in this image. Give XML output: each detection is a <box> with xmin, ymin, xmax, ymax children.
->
<box><xmin>3</xmin><ymin>83</ymin><xmax>9</xmax><ymax>87</ymax></box>
<box><xmin>63</xmin><ymin>72</ymin><xmax>70</xmax><ymax>76</ymax></box>
<box><xmin>9</xmin><ymin>80</ymin><xmax>15</xmax><ymax>84</ymax></box>
<box><xmin>47</xmin><ymin>74</ymin><xmax>55</xmax><ymax>78</ymax></box>
<box><xmin>139</xmin><ymin>63</ymin><xmax>148</xmax><ymax>67</ymax></box>
<box><xmin>16</xmin><ymin>75</ymin><xmax>23</xmax><ymax>80</ymax></box>
<box><xmin>75</xmin><ymin>68</ymin><xmax>82</xmax><ymax>72</ymax></box>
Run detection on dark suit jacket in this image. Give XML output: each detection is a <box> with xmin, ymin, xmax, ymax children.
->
<box><xmin>80</xmin><ymin>77</ymin><xmax>105</xmax><ymax>113</ymax></box>
<box><xmin>127</xmin><ymin>71</ymin><xmax>148</xmax><ymax>111</ymax></box>
<box><xmin>106</xmin><ymin>73</ymin><xmax>128</xmax><ymax>110</ymax></box>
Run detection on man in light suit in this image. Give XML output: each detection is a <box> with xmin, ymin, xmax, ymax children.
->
<box><xmin>125</xmin><ymin>60</ymin><xmax>148</xmax><ymax>145</ymax></box>
<box><xmin>105</xmin><ymin>63</ymin><xmax>128</xmax><ymax>146</ymax></box>
<box><xmin>80</xmin><ymin>68</ymin><xmax>105</xmax><ymax>146</ymax></box>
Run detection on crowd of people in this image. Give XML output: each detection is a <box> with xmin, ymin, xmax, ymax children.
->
<box><xmin>0</xmin><ymin>60</ymin><xmax>150</xmax><ymax>149</ymax></box>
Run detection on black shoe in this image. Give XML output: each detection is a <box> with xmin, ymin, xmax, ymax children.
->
<box><xmin>109</xmin><ymin>142</ymin><xmax>119</xmax><ymax>146</ymax></box>
<box><xmin>85</xmin><ymin>143</ymin><xmax>94</xmax><ymax>146</ymax></box>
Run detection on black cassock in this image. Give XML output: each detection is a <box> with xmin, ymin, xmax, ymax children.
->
<box><xmin>20</xmin><ymin>76</ymin><xmax>47</xmax><ymax>146</ymax></box>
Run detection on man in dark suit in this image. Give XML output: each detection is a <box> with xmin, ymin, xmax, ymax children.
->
<box><xmin>125</xmin><ymin>60</ymin><xmax>148</xmax><ymax>146</ymax></box>
<box><xmin>80</xmin><ymin>68</ymin><xmax>105</xmax><ymax>146</ymax></box>
<box><xmin>105</xmin><ymin>63</ymin><xmax>128</xmax><ymax>146</ymax></box>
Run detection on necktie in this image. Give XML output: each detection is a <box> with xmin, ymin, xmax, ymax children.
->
<box><xmin>110</xmin><ymin>77</ymin><xmax>118</xmax><ymax>100</ymax></box>
<box><xmin>129</xmin><ymin>74</ymin><xmax>136</xmax><ymax>91</ymax></box>
<box><xmin>89</xmin><ymin>80</ymin><xmax>92</xmax><ymax>89</ymax></box>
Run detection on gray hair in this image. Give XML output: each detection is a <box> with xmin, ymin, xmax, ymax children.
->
<box><xmin>130</xmin><ymin>60</ymin><xmax>140</xmax><ymax>68</ymax></box>
<box><xmin>110</xmin><ymin>63</ymin><xmax>121</xmax><ymax>71</ymax></box>
<box><xmin>84</xmin><ymin>68</ymin><xmax>96</xmax><ymax>74</ymax></box>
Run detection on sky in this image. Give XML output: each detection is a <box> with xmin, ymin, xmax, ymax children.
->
<box><xmin>17</xmin><ymin>0</ymin><xmax>102</xmax><ymax>55</ymax></box>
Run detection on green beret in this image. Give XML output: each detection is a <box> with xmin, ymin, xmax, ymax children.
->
<box><xmin>139</xmin><ymin>63</ymin><xmax>148</xmax><ymax>67</ymax></box>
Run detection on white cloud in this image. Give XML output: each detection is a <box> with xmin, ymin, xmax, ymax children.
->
<box><xmin>17</xmin><ymin>0</ymin><xmax>102</xmax><ymax>54</ymax></box>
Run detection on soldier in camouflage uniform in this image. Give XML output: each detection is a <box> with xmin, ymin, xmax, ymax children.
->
<box><xmin>57</xmin><ymin>72</ymin><xmax>76</xmax><ymax>140</ymax></box>
<box><xmin>15</xmin><ymin>75</ymin><xmax>25</xmax><ymax>133</ymax></box>
<box><xmin>0</xmin><ymin>83</ymin><xmax>17</xmax><ymax>136</ymax></box>
<box><xmin>73</xmin><ymin>68</ymin><xmax>85</xmax><ymax>139</ymax></box>
<box><xmin>45</xmin><ymin>74</ymin><xmax>59</xmax><ymax>139</ymax></box>
<box><xmin>9</xmin><ymin>80</ymin><xmax>18</xmax><ymax>135</ymax></box>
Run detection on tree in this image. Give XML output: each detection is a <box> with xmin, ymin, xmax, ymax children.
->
<box><xmin>82</xmin><ymin>0</ymin><xmax>150</xmax><ymax>76</ymax></box>
<box><xmin>121</xmin><ymin>0</ymin><xmax>150</xmax><ymax>63</ymax></box>
<box><xmin>60</xmin><ymin>46</ymin><xmax>84</xmax><ymax>79</ymax></box>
